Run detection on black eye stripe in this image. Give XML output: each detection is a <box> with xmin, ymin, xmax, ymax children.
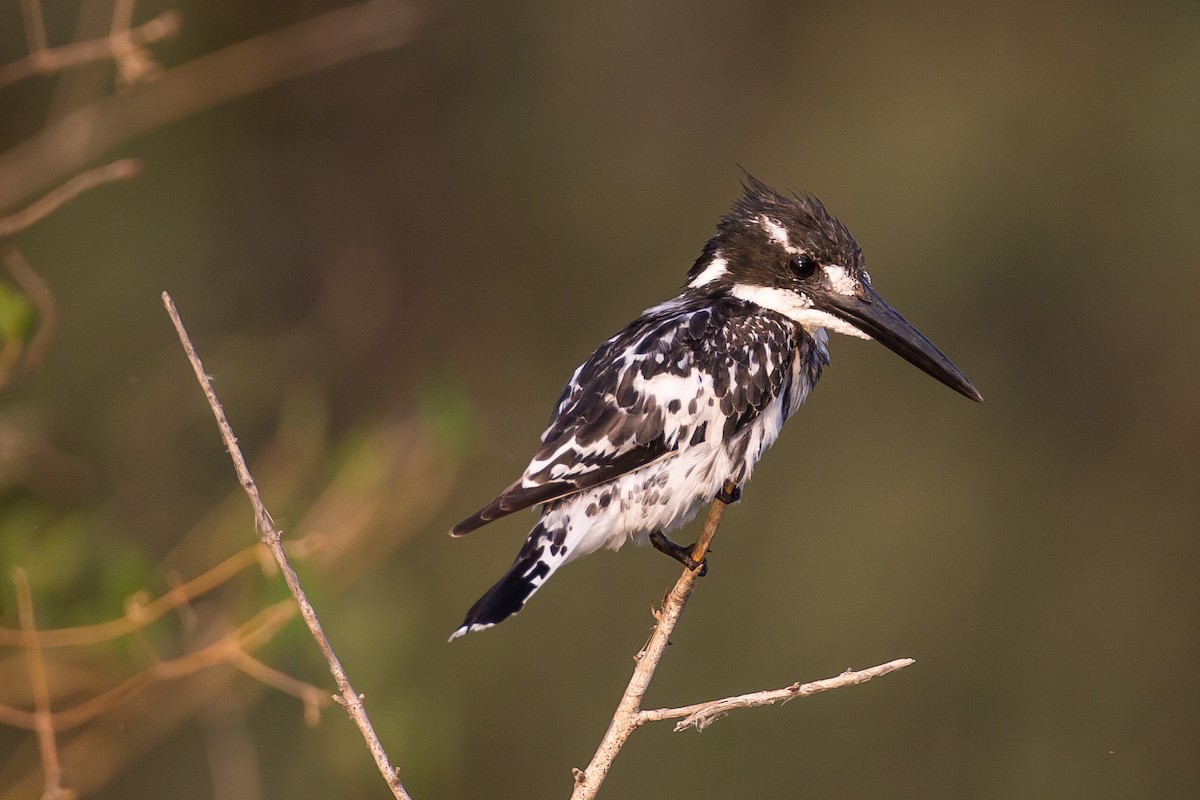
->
<box><xmin>789</xmin><ymin>254</ymin><xmax>817</xmax><ymax>278</ymax></box>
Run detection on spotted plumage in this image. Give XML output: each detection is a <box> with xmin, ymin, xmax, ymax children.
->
<box><xmin>450</xmin><ymin>174</ymin><xmax>981</xmax><ymax>640</ymax></box>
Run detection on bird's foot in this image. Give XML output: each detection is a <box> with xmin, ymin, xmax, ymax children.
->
<box><xmin>648</xmin><ymin>530</ymin><xmax>708</xmax><ymax>577</ymax></box>
<box><xmin>716</xmin><ymin>482</ymin><xmax>742</xmax><ymax>504</ymax></box>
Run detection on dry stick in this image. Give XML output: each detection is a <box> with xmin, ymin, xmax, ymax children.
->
<box><xmin>570</xmin><ymin>496</ymin><xmax>916</xmax><ymax>799</ymax></box>
<box><xmin>162</xmin><ymin>292</ymin><xmax>412</xmax><ymax>800</ymax></box>
<box><xmin>11</xmin><ymin>568</ymin><xmax>65</xmax><ymax>800</ymax></box>
<box><xmin>1</xmin><ymin>247</ymin><xmax>59</xmax><ymax>392</ymax></box>
<box><xmin>0</xmin><ymin>10</ymin><xmax>180</xmax><ymax>89</ymax></box>
<box><xmin>569</xmin><ymin>489</ymin><xmax>730</xmax><ymax>800</ymax></box>
<box><xmin>0</xmin><ymin>0</ymin><xmax>428</xmax><ymax>212</ymax></box>
<box><xmin>0</xmin><ymin>601</ymin><xmax>302</xmax><ymax>732</ymax></box>
<box><xmin>0</xmin><ymin>538</ymin><xmax>306</xmax><ymax>648</ymax></box>
<box><xmin>0</xmin><ymin>158</ymin><xmax>141</xmax><ymax>236</ymax></box>
<box><xmin>642</xmin><ymin>658</ymin><xmax>916</xmax><ymax>732</ymax></box>
<box><xmin>19</xmin><ymin>0</ymin><xmax>48</xmax><ymax>58</ymax></box>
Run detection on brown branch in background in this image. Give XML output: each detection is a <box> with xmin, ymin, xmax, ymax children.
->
<box><xmin>642</xmin><ymin>659</ymin><xmax>916</xmax><ymax>732</ymax></box>
<box><xmin>0</xmin><ymin>538</ymin><xmax>313</xmax><ymax>648</ymax></box>
<box><xmin>11</xmin><ymin>568</ymin><xmax>65</xmax><ymax>800</ymax></box>
<box><xmin>0</xmin><ymin>9</ymin><xmax>180</xmax><ymax>90</ymax></box>
<box><xmin>0</xmin><ymin>0</ymin><xmax>430</xmax><ymax>214</ymax></box>
<box><xmin>111</xmin><ymin>0</ymin><xmax>138</xmax><ymax>39</ymax></box>
<box><xmin>0</xmin><ymin>601</ymin><xmax>317</xmax><ymax>733</ymax></box>
<box><xmin>230</xmin><ymin>651</ymin><xmax>327</xmax><ymax>728</ymax></box>
<box><xmin>0</xmin><ymin>159</ymin><xmax>141</xmax><ymax>237</ymax></box>
<box><xmin>570</xmin><ymin>490</ymin><xmax>730</xmax><ymax>800</ymax></box>
<box><xmin>19</xmin><ymin>0</ymin><xmax>48</xmax><ymax>59</ymax></box>
<box><xmin>107</xmin><ymin>0</ymin><xmax>161</xmax><ymax>87</ymax></box>
<box><xmin>162</xmin><ymin>292</ymin><xmax>413</xmax><ymax>800</ymax></box>
<box><xmin>0</xmin><ymin>248</ymin><xmax>59</xmax><ymax>392</ymax></box>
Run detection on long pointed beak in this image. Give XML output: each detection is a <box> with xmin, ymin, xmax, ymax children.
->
<box><xmin>825</xmin><ymin>283</ymin><xmax>983</xmax><ymax>402</ymax></box>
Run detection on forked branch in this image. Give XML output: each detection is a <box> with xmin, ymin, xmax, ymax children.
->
<box><xmin>569</xmin><ymin>491</ymin><xmax>729</xmax><ymax>799</ymax></box>
<box><xmin>569</xmin><ymin>490</ymin><xmax>915</xmax><ymax>799</ymax></box>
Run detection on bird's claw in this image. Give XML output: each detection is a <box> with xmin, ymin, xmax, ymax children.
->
<box><xmin>716</xmin><ymin>483</ymin><xmax>742</xmax><ymax>504</ymax></box>
<box><xmin>648</xmin><ymin>530</ymin><xmax>709</xmax><ymax>577</ymax></box>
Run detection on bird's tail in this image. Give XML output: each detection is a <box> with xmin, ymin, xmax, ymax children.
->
<box><xmin>449</xmin><ymin>520</ymin><xmax>571</xmax><ymax>641</ymax></box>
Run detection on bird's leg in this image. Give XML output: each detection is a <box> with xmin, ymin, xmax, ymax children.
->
<box><xmin>716</xmin><ymin>481</ymin><xmax>742</xmax><ymax>504</ymax></box>
<box><xmin>648</xmin><ymin>530</ymin><xmax>708</xmax><ymax>577</ymax></box>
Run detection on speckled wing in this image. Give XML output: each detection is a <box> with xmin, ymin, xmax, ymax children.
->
<box><xmin>450</xmin><ymin>297</ymin><xmax>799</xmax><ymax>536</ymax></box>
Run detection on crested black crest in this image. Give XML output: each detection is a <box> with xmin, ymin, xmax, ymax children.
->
<box><xmin>686</xmin><ymin>172</ymin><xmax>864</xmax><ymax>289</ymax></box>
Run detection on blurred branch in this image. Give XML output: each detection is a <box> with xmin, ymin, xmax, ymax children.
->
<box><xmin>229</xmin><ymin>651</ymin><xmax>328</xmax><ymax>728</ymax></box>
<box><xmin>642</xmin><ymin>659</ymin><xmax>916</xmax><ymax>732</ymax></box>
<box><xmin>12</xmin><ymin>567</ymin><xmax>66</xmax><ymax>800</ymax></box>
<box><xmin>0</xmin><ymin>538</ymin><xmax>314</xmax><ymax>648</ymax></box>
<box><xmin>0</xmin><ymin>8</ymin><xmax>181</xmax><ymax>90</ymax></box>
<box><xmin>0</xmin><ymin>0</ymin><xmax>431</xmax><ymax>214</ymax></box>
<box><xmin>0</xmin><ymin>159</ymin><xmax>141</xmax><ymax>237</ymax></box>
<box><xmin>0</xmin><ymin>248</ymin><xmax>57</xmax><ymax>384</ymax></box>
<box><xmin>0</xmin><ymin>597</ymin><xmax>315</xmax><ymax>732</ymax></box>
<box><xmin>570</xmin><ymin>489</ymin><xmax>729</xmax><ymax>800</ymax></box>
<box><xmin>163</xmin><ymin>292</ymin><xmax>413</xmax><ymax>800</ymax></box>
<box><xmin>19</xmin><ymin>0</ymin><xmax>48</xmax><ymax>58</ymax></box>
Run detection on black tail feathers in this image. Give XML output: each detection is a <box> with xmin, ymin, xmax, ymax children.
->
<box><xmin>449</xmin><ymin>524</ymin><xmax>558</xmax><ymax>641</ymax></box>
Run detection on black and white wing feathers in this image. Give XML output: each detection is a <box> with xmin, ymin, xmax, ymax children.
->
<box><xmin>450</xmin><ymin>297</ymin><xmax>804</xmax><ymax>536</ymax></box>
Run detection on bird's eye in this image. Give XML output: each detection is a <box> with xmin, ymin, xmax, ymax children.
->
<box><xmin>789</xmin><ymin>254</ymin><xmax>817</xmax><ymax>279</ymax></box>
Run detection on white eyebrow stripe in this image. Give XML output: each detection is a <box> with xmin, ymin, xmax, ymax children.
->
<box><xmin>757</xmin><ymin>216</ymin><xmax>799</xmax><ymax>254</ymax></box>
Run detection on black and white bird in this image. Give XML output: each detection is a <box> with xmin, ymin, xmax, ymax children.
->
<box><xmin>449</xmin><ymin>175</ymin><xmax>980</xmax><ymax>641</ymax></box>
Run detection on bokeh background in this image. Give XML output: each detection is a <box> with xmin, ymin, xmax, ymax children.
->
<box><xmin>2</xmin><ymin>1</ymin><xmax>1198</xmax><ymax>798</ymax></box>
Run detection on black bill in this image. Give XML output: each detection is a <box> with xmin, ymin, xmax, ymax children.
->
<box><xmin>825</xmin><ymin>283</ymin><xmax>983</xmax><ymax>402</ymax></box>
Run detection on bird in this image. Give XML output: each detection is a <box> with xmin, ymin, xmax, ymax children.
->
<box><xmin>448</xmin><ymin>174</ymin><xmax>981</xmax><ymax>641</ymax></box>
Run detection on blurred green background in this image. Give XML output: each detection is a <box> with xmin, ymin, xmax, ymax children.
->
<box><xmin>2</xmin><ymin>1</ymin><xmax>1199</xmax><ymax>798</ymax></box>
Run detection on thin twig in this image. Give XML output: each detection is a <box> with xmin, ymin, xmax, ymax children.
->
<box><xmin>570</xmin><ymin>489</ymin><xmax>730</xmax><ymax>800</ymax></box>
<box><xmin>20</xmin><ymin>0</ymin><xmax>48</xmax><ymax>57</ymax></box>
<box><xmin>12</xmin><ymin>568</ymin><xmax>66</xmax><ymax>800</ymax></box>
<box><xmin>642</xmin><ymin>658</ymin><xmax>916</xmax><ymax>732</ymax></box>
<box><xmin>0</xmin><ymin>601</ymin><xmax>297</xmax><ymax>732</ymax></box>
<box><xmin>0</xmin><ymin>248</ymin><xmax>58</xmax><ymax>391</ymax></box>
<box><xmin>0</xmin><ymin>10</ymin><xmax>180</xmax><ymax>90</ymax></box>
<box><xmin>162</xmin><ymin>292</ymin><xmax>412</xmax><ymax>800</ymax></box>
<box><xmin>230</xmin><ymin>651</ymin><xmax>330</xmax><ymax>727</ymax></box>
<box><xmin>111</xmin><ymin>0</ymin><xmax>138</xmax><ymax>36</ymax></box>
<box><xmin>0</xmin><ymin>538</ymin><xmax>313</xmax><ymax>648</ymax></box>
<box><xmin>0</xmin><ymin>159</ymin><xmax>141</xmax><ymax>237</ymax></box>
<box><xmin>0</xmin><ymin>0</ymin><xmax>429</xmax><ymax>214</ymax></box>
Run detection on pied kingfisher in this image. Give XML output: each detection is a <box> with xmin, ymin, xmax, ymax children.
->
<box><xmin>449</xmin><ymin>175</ymin><xmax>981</xmax><ymax>640</ymax></box>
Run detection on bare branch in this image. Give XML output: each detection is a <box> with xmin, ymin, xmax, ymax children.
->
<box><xmin>11</xmin><ymin>568</ymin><xmax>66</xmax><ymax>800</ymax></box>
<box><xmin>570</xmin><ymin>489</ymin><xmax>730</xmax><ymax>800</ymax></box>
<box><xmin>229</xmin><ymin>651</ymin><xmax>330</xmax><ymax>727</ymax></box>
<box><xmin>0</xmin><ymin>539</ymin><xmax>311</xmax><ymax>648</ymax></box>
<box><xmin>569</xmin><ymin>491</ymin><xmax>917</xmax><ymax>797</ymax></box>
<box><xmin>642</xmin><ymin>658</ymin><xmax>917</xmax><ymax>732</ymax></box>
<box><xmin>0</xmin><ymin>0</ymin><xmax>430</xmax><ymax>214</ymax></box>
<box><xmin>20</xmin><ymin>0</ymin><xmax>48</xmax><ymax>58</ymax></box>
<box><xmin>0</xmin><ymin>10</ymin><xmax>180</xmax><ymax>90</ymax></box>
<box><xmin>0</xmin><ymin>159</ymin><xmax>141</xmax><ymax>237</ymax></box>
<box><xmin>0</xmin><ymin>247</ymin><xmax>58</xmax><ymax>392</ymax></box>
<box><xmin>111</xmin><ymin>0</ymin><xmax>138</xmax><ymax>36</ymax></box>
<box><xmin>162</xmin><ymin>292</ymin><xmax>413</xmax><ymax>800</ymax></box>
<box><xmin>0</xmin><ymin>601</ymin><xmax>298</xmax><ymax>732</ymax></box>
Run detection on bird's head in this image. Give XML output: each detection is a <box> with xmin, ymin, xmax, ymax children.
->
<box><xmin>686</xmin><ymin>174</ymin><xmax>982</xmax><ymax>402</ymax></box>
